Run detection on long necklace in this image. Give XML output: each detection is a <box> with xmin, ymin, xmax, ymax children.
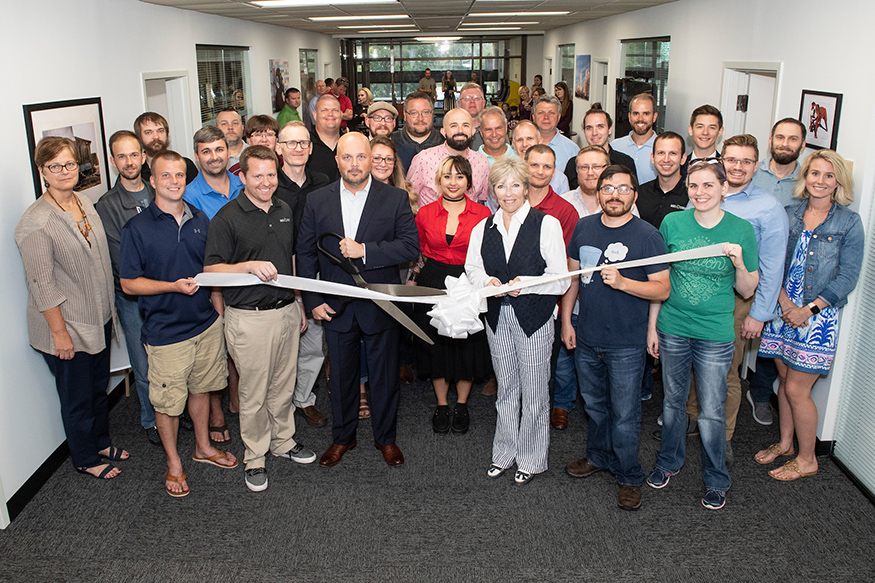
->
<box><xmin>46</xmin><ymin>190</ymin><xmax>92</xmax><ymax>248</ymax></box>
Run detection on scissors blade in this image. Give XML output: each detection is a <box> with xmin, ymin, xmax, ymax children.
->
<box><xmin>373</xmin><ymin>299</ymin><xmax>434</xmax><ymax>345</ymax></box>
<box><xmin>366</xmin><ymin>283</ymin><xmax>446</xmax><ymax>297</ymax></box>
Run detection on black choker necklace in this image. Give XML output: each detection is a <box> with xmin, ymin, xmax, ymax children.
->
<box><xmin>442</xmin><ymin>194</ymin><xmax>466</xmax><ymax>203</ymax></box>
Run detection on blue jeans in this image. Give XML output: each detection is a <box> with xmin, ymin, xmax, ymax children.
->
<box><xmin>655</xmin><ymin>331</ymin><xmax>733</xmax><ymax>493</ymax></box>
<box><xmin>115</xmin><ymin>292</ymin><xmax>156</xmax><ymax>429</ymax></box>
<box><xmin>748</xmin><ymin>355</ymin><xmax>778</xmax><ymax>403</ymax></box>
<box><xmin>552</xmin><ymin>313</ymin><xmax>578</xmax><ymax>412</ymax></box>
<box><xmin>575</xmin><ymin>343</ymin><xmax>645</xmax><ymax>486</ymax></box>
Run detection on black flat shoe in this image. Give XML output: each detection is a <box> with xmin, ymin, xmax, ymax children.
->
<box><xmin>451</xmin><ymin>403</ymin><xmax>469</xmax><ymax>434</ymax></box>
<box><xmin>432</xmin><ymin>405</ymin><xmax>450</xmax><ymax>434</ymax></box>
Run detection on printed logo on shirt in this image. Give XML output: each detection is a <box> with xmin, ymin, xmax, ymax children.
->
<box><xmin>578</xmin><ymin>246</ymin><xmax>602</xmax><ymax>285</ymax></box>
<box><xmin>279</xmin><ymin>217</ymin><xmax>291</xmax><ymax>223</ymax></box>
<box><xmin>604</xmin><ymin>242</ymin><xmax>629</xmax><ymax>263</ymax></box>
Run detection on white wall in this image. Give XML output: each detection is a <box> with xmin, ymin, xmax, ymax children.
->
<box><xmin>543</xmin><ymin>0</ymin><xmax>875</xmax><ymax>441</ymax></box>
<box><xmin>0</xmin><ymin>0</ymin><xmax>337</xmax><ymax>520</ymax></box>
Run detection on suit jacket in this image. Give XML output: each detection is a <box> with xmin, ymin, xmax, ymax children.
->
<box><xmin>297</xmin><ymin>179</ymin><xmax>420</xmax><ymax>334</ymax></box>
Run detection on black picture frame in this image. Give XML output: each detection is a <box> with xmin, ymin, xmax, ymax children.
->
<box><xmin>23</xmin><ymin>97</ymin><xmax>110</xmax><ymax>201</ymax></box>
<box><xmin>798</xmin><ymin>90</ymin><xmax>842</xmax><ymax>151</ymax></box>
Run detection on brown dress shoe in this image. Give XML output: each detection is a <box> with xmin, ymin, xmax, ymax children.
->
<box><xmin>618</xmin><ymin>485</ymin><xmax>642</xmax><ymax>511</ymax></box>
<box><xmin>481</xmin><ymin>377</ymin><xmax>498</xmax><ymax>396</ymax></box>
<box><xmin>399</xmin><ymin>365</ymin><xmax>414</xmax><ymax>385</ymax></box>
<box><xmin>319</xmin><ymin>442</ymin><xmax>357</xmax><ymax>467</ymax></box>
<box><xmin>565</xmin><ymin>457</ymin><xmax>602</xmax><ymax>478</ymax></box>
<box><xmin>298</xmin><ymin>405</ymin><xmax>327</xmax><ymax>427</ymax></box>
<box><xmin>374</xmin><ymin>442</ymin><xmax>405</xmax><ymax>466</ymax></box>
<box><xmin>551</xmin><ymin>408</ymin><xmax>568</xmax><ymax>430</ymax></box>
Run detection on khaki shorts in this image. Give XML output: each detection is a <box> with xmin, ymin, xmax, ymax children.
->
<box><xmin>145</xmin><ymin>317</ymin><xmax>228</xmax><ymax>416</ymax></box>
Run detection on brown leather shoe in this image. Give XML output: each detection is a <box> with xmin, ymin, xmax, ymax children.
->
<box><xmin>618</xmin><ymin>485</ymin><xmax>642</xmax><ymax>511</ymax></box>
<box><xmin>551</xmin><ymin>408</ymin><xmax>568</xmax><ymax>430</ymax></box>
<box><xmin>399</xmin><ymin>365</ymin><xmax>414</xmax><ymax>385</ymax></box>
<box><xmin>565</xmin><ymin>457</ymin><xmax>602</xmax><ymax>478</ymax></box>
<box><xmin>298</xmin><ymin>405</ymin><xmax>327</xmax><ymax>427</ymax></box>
<box><xmin>319</xmin><ymin>441</ymin><xmax>356</xmax><ymax>467</ymax></box>
<box><xmin>481</xmin><ymin>376</ymin><xmax>498</xmax><ymax>396</ymax></box>
<box><xmin>374</xmin><ymin>441</ymin><xmax>405</xmax><ymax>466</ymax></box>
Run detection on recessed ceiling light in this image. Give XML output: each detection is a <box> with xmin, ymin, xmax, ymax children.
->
<box><xmin>310</xmin><ymin>14</ymin><xmax>409</xmax><ymax>20</ymax></box>
<box><xmin>254</xmin><ymin>0</ymin><xmax>397</xmax><ymax>5</ymax></box>
<box><xmin>461</xmin><ymin>27</ymin><xmax>521</xmax><ymax>30</ymax></box>
<box><xmin>415</xmin><ymin>37</ymin><xmax>462</xmax><ymax>42</ymax></box>
<box><xmin>460</xmin><ymin>21</ymin><xmax>538</xmax><ymax>25</ymax></box>
<box><xmin>469</xmin><ymin>11</ymin><xmax>568</xmax><ymax>16</ymax></box>
<box><xmin>337</xmin><ymin>23</ymin><xmax>416</xmax><ymax>28</ymax></box>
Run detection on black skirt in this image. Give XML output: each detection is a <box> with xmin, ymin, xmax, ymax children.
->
<box><xmin>412</xmin><ymin>258</ymin><xmax>491</xmax><ymax>382</ymax></box>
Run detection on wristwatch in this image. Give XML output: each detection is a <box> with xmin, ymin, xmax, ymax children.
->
<box><xmin>807</xmin><ymin>302</ymin><xmax>820</xmax><ymax>315</ymax></box>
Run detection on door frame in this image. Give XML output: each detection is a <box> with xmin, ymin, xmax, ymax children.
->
<box><xmin>720</xmin><ymin>61</ymin><xmax>782</xmax><ymax>138</ymax></box>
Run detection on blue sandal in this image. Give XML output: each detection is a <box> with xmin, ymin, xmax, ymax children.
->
<box><xmin>100</xmin><ymin>446</ymin><xmax>130</xmax><ymax>461</ymax></box>
<box><xmin>76</xmin><ymin>464</ymin><xmax>119</xmax><ymax>479</ymax></box>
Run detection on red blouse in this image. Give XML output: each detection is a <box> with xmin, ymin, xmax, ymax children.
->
<box><xmin>416</xmin><ymin>197</ymin><xmax>492</xmax><ymax>265</ymax></box>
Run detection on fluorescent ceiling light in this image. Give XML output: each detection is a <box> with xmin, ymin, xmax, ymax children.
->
<box><xmin>361</xmin><ymin>29</ymin><xmax>419</xmax><ymax>33</ymax></box>
<box><xmin>338</xmin><ymin>23</ymin><xmax>415</xmax><ymax>28</ymax></box>
<box><xmin>415</xmin><ymin>36</ymin><xmax>462</xmax><ymax>42</ymax></box>
<box><xmin>469</xmin><ymin>11</ymin><xmax>568</xmax><ymax>16</ymax></box>
<box><xmin>460</xmin><ymin>21</ymin><xmax>538</xmax><ymax>25</ymax></box>
<box><xmin>310</xmin><ymin>14</ymin><xmax>409</xmax><ymax>20</ymax></box>
<box><xmin>462</xmin><ymin>27</ymin><xmax>521</xmax><ymax>30</ymax></box>
<box><xmin>254</xmin><ymin>0</ymin><xmax>397</xmax><ymax>5</ymax></box>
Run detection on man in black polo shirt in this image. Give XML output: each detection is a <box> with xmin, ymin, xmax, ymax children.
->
<box><xmin>275</xmin><ymin>120</ymin><xmax>330</xmax><ymax>428</ymax></box>
<box><xmin>308</xmin><ymin>94</ymin><xmax>341</xmax><ymax>181</ymax></box>
<box><xmin>204</xmin><ymin>145</ymin><xmax>315</xmax><ymax>493</ymax></box>
<box><xmin>119</xmin><ymin>150</ymin><xmax>238</xmax><ymax>498</ymax></box>
<box><xmin>637</xmin><ymin>131</ymin><xmax>688</xmax><ymax>229</ymax></box>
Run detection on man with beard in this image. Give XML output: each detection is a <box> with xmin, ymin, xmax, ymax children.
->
<box><xmin>532</xmin><ymin>95</ymin><xmax>579</xmax><ymax>172</ymax></box>
<box><xmin>637</xmin><ymin>131</ymin><xmax>688</xmax><ymax>229</ymax></box>
<box><xmin>685</xmin><ymin>134</ymin><xmax>788</xmax><ymax>464</ymax></box>
<box><xmin>365</xmin><ymin>102</ymin><xmax>416</xmax><ymax>171</ymax></box>
<box><xmin>134</xmin><ymin>112</ymin><xmax>198</xmax><ymax>184</ymax></box>
<box><xmin>511</xmin><ymin>121</ymin><xmax>569</xmax><ymax>197</ymax></box>
<box><xmin>393</xmin><ymin>91</ymin><xmax>445</xmax><ymax>155</ymax></box>
<box><xmin>745</xmin><ymin>118</ymin><xmax>807</xmax><ymax>425</ymax></box>
<box><xmin>407</xmin><ymin>108</ymin><xmax>489</xmax><ymax>207</ymax></box>
<box><xmin>183</xmin><ymin>126</ymin><xmax>243</xmax><ymax>219</ymax></box>
<box><xmin>458</xmin><ymin>83</ymin><xmax>487</xmax><ymax>150</ymax></box>
<box><xmin>612</xmin><ymin>93</ymin><xmax>659</xmax><ymax>184</ymax></box>
<box><xmin>562</xmin><ymin>165</ymin><xmax>670</xmax><ymax>511</ymax></box>
<box><xmin>297</xmin><ymin>133</ymin><xmax>419</xmax><ymax>467</ymax></box>
<box><xmin>216</xmin><ymin>110</ymin><xmax>247</xmax><ymax>168</ymax></box>
<box><xmin>563</xmin><ymin>103</ymin><xmax>637</xmax><ymax>190</ymax></box>
<box><xmin>680</xmin><ymin>105</ymin><xmax>725</xmax><ymax>177</ymax></box>
<box><xmin>308</xmin><ymin>94</ymin><xmax>342</xmax><ymax>181</ymax></box>
<box><xmin>96</xmin><ymin>130</ymin><xmax>159</xmax><ymax>445</ymax></box>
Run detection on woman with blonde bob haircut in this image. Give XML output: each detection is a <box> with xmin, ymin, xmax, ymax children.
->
<box><xmin>756</xmin><ymin>149</ymin><xmax>864</xmax><ymax>481</ymax></box>
<box><xmin>465</xmin><ymin>156</ymin><xmax>569</xmax><ymax>485</ymax></box>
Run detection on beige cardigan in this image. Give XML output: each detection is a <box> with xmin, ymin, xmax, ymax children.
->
<box><xmin>15</xmin><ymin>194</ymin><xmax>115</xmax><ymax>355</ymax></box>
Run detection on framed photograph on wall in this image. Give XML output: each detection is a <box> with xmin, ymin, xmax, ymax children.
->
<box><xmin>270</xmin><ymin>59</ymin><xmax>290</xmax><ymax>113</ymax></box>
<box><xmin>799</xmin><ymin>90</ymin><xmax>842</xmax><ymax>150</ymax></box>
<box><xmin>575</xmin><ymin>54</ymin><xmax>592</xmax><ymax>100</ymax></box>
<box><xmin>23</xmin><ymin>97</ymin><xmax>109</xmax><ymax>203</ymax></box>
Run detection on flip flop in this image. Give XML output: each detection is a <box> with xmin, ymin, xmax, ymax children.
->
<box><xmin>209</xmin><ymin>425</ymin><xmax>231</xmax><ymax>444</ymax></box>
<box><xmin>165</xmin><ymin>470</ymin><xmax>189</xmax><ymax>498</ymax></box>
<box><xmin>76</xmin><ymin>464</ymin><xmax>120</xmax><ymax>479</ymax></box>
<box><xmin>191</xmin><ymin>449</ymin><xmax>239</xmax><ymax>469</ymax></box>
<box><xmin>769</xmin><ymin>459</ymin><xmax>817</xmax><ymax>481</ymax></box>
<box><xmin>754</xmin><ymin>443</ymin><xmax>794</xmax><ymax>465</ymax></box>
<box><xmin>100</xmin><ymin>446</ymin><xmax>130</xmax><ymax>461</ymax></box>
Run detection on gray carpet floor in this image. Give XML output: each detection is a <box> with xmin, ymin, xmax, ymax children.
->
<box><xmin>1</xmin><ymin>373</ymin><xmax>874</xmax><ymax>582</ymax></box>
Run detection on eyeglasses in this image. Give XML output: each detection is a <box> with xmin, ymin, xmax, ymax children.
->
<box><xmin>372</xmin><ymin>155</ymin><xmax>395</xmax><ymax>165</ymax></box>
<box><xmin>406</xmin><ymin>110</ymin><xmax>432</xmax><ymax>118</ymax></box>
<box><xmin>45</xmin><ymin>161</ymin><xmax>79</xmax><ymax>173</ymax></box>
<box><xmin>460</xmin><ymin>96</ymin><xmax>484</xmax><ymax>103</ymax></box>
<box><xmin>599</xmin><ymin>185</ymin><xmax>635</xmax><ymax>195</ymax></box>
<box><xmin>577</xmin><ymin>164</ymin><xmax>608</xmax><ymax>173</ymax></box>
<box><xmin>278</xmin><ymin>140</ymin><xmax>311</xmax><ymax>150</ymax></box>
<box><xmin>368</xmin><ymin>115</ymin><xmax>395</xmax><ymax>123</ymax></box>
<box><xmin>251</xmin><ymin>131</ymin><xmax>276</xmax><ymax>139</ymax></box>
<box><xmin>723</xmin><ymin>157</ymin><xmax>757</xmax><ymax>167</ymax></box>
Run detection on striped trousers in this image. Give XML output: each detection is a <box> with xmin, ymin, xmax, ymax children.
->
<box><xmin>486</xmin><ymin>304</ymin><xmax>553</xmax><ymax>474</ymax></box>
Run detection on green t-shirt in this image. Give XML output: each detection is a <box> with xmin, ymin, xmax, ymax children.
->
<box><xmin>276</xmin><ymin>104</ymin><xmax>301</xmax><ymax>128</ymax></box>
<box><xmin>657</xmin><ymin>209</ymin><xmax>758</xmax><ymax>342</ymax></box>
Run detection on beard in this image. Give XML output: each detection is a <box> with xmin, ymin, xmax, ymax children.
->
<box><xmin>446</xmin><ymin>133</ymin><xmax>472</xmax><ymax>151</ymax></box>
<box><xmin>144</xmin><ymin>138</ymin><xmax>167</xmax><ymax>158</ymax></box>
<box><xmin>601</xmin><ymin>198</ymin><xmax>633</xmax><ymax>217</ymax></box>
<box><xmin>771</xmin><ymin>146</ymin><xmax>802</xmax><ymax>165</ymax></box>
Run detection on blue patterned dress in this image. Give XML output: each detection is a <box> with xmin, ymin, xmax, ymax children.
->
<box><xmin>759</xmin><ymin>231</ymin><xmax>839</xmax><ymax>374</ymax></box>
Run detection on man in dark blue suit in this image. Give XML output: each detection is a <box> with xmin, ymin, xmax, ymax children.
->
<box><xmin>297</xmin><ymin>132</ymin><xmax>419</xmax><ymax>467</ymax></box>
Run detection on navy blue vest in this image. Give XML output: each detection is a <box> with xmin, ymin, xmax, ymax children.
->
<box><xmin>481</xmin><ymin>209</ymin><xmax>556</xmax><ymax>337</ymax></box>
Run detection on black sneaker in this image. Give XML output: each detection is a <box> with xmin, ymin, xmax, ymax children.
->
<box><xmin>451</xmin><ymin>403</ymin><xmax>469</xmax><ymax>434</ymax></box>
<box><xmin>145</xmin><ymin>426</ymin><xmax>161</xmax><ymax>445</ymax></box>
<box><xmin>432</xmin><ymin>405</ymin><xmax>450</xmax><ymax>434</ymax></box>
<box><xmin>179</xmin><ymin>411</ymin><xmax>194</xmax><ymax>431</ymax></box>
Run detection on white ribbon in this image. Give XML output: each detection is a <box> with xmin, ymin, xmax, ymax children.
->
<box><xmin>195</xmin><ymin>242</ymin><xmax>728</xmax><ymax>338</ymax></box>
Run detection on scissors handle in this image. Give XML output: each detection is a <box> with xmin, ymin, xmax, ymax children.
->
<box><xmin>317</xmin><ymin>232</ymin><xmax>360</xmax><ymax>277</ymax></box>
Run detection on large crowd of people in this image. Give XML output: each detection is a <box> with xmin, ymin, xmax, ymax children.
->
<box><xmin>15</xmin><ymin>73</ymin><xmax>864</xmax><ymax>510</ymax></box>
